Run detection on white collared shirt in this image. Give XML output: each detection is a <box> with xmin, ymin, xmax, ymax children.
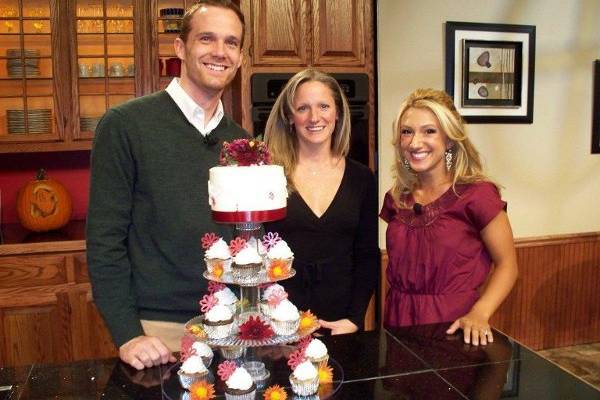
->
<box><xmin>165</xmin><ymin>78</ymin><xmax>224</xmax><ymax>136</ymax></box>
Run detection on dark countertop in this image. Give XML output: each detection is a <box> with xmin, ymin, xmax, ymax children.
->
<box><xmin>2</xmin><ymin>323</ymin><xmax>599</xmax><ymax>399</ymax></box>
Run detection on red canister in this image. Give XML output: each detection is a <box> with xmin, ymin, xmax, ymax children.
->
<box><xmin>165</xmin><ymin>57</ymin><xmax>181</xmax><ymax>77</ymax></box>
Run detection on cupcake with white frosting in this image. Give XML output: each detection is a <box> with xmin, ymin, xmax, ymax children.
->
<box><xmin>191</xmin><ymin>341</ymin><xmax>214</xmax><ymax>368</ymax></box>
<box><xmin>203</xmin><ymin>236</ymin><xmax>232</xmax><ymax>276</ymax></box>
<box><xmin>202</xmin><ymin>303</ymin><xmax>234</xmax><ymax>339</ymax></box>
<box><xmin>213</xmin><ymin>285</ymin><xmax>238</xmax><ymax>314</ymax></box>
<box><xmin>266</xmin><ymin>239</ymin><xmax>294</xmax><ymax>265</ymax></box>
<box><xmin>231</xmin><ymin>243</ymin><xmax>263</xmax><ymax>284</ymax></box>
<box><xmin>270</xmin><ymin>298</ymin><xmax>300</xmax><ymax>336</ymax></box>
<box><xmin>260</xmin><ymin>283</ymin><xmax>287</xmax><ymax>318</ymax></box>
<box><xmin>218</xmin><ymin>361</ymin><xmax>257</xmax><ymax>400</ymax></box>
<box><xmin>289</xmin><ymin>360</ymin><xmax>319</xmax><ymax>396</ymax></box>
<box><xmin>304</xmin><ymin>338</ymin><xmax>329</xmax><ymax>367</ymax></box>
<box><xmin>178</xmin><ymin>353</ymin><xmax>209</xmax><ymax>389</ymax></box>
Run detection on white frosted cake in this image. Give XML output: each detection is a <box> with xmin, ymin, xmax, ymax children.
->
<box><xmin>208</xmin><ymin>165</ymin><xmax>288</xmax><ymax>222</ymax></box>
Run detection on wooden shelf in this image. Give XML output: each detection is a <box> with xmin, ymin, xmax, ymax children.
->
<box><xmin>0</xmin><ymin>219</ymin><xmax>86</xmax><ymax>255</ymax></box>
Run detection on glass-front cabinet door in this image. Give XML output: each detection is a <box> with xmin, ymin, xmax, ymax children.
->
<box><xmin>156</xmin><ymin>0</ymin><xmax>195</xmax><ymax>90</ymax></box>
<box><xmin>75</xmin><ymin>0</ymin><xmax>135</xmax><ymax>140</ymax></box>
<box><xmin>0</xmin><ymin>0</ymin><xmax>56</xmax><ymax>143</ymax></box>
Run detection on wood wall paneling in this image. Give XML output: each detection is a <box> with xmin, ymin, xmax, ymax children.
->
<box><xmin>380</xmin><ymin>232</ymin><xmax>600</xmax><ymax>350</ymax></box>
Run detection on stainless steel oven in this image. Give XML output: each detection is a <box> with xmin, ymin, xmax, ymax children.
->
<box><xmin>250</xmin><ymin>73</ymin><xmax>370</xmax><ymax>167</ymax></box>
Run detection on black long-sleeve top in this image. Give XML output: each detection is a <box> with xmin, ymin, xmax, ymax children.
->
<box><xmin>266</xmin><ymin>158</ymin><xmax>379</xmax><ymax>330</ymax></box>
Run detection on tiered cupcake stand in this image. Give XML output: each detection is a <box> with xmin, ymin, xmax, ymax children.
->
<box><xmin>161</xmin><ymin>215</ymin><xmax>343</xmax><ymax>399</ymax></box>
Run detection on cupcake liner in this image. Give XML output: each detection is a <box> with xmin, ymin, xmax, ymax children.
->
<box><xmin>307</xmin><ymin>354</ymin><xmax>329</xmax><ymax>368</ymax></box>
<box><xmin>271</xmin><ymin>318</ymin><xmax>300</xmax><ymax>336</ymax></box>
<box><xmin>202</xmin><ymin>321</ymin><xmax>233</xmax><ymax>339</ymax></box>
<box><xmin>289</xmin><ymin>373</ymin><xmax>319</xmax><ymax>396</ymax></box>
<box><xmin>205</xmin><ymin>257</ymin><xmax>232</xmax><ymax>275</ymax></box>
<box><xmin>224</xmin><ymin>389</ymin><xmax>256</xmax><ymax>400</ymax></box>
<box><xmin>231</xmin><ymin>263</ymin><xmax>262</xmax><ymax>284</ymax></box>
<box><xmin>220</xmin><ymin>345</ymin><xmax>245</xmax><ymax>359</ymax></box>
<box><xmin>177</xmin><ymin>369</ymin><xmax>208</xmax><ymax>389</ymax></box>
<box><xmin>259</xmin><ymin>302</ymin><xmax>273</xmax><ymax>318</ymax></box>
<box><xmin>266</xmin><ymin>256</ymin><xmax>294</xmax><ymax>272</ymax></box>
<box><xmin>243</xmin><ymin>361</ymin><xmax>270</xmax><ymax>389</ymax></box>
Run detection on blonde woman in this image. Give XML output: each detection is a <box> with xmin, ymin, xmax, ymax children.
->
<box><xmin>264</xmin><ymin>69</ymin><xmax>378</xmax><ymax>335</ymax></box>
<box><xmin>380</xmin><ymin>88</ymin><xmax>518</xmax><ymax>345</ymax></box>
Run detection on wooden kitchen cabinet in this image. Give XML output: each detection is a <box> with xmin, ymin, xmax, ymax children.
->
<box><xmin>0</xmin><ymin>222</ymin><xmax>117</xmax><ymax>367</ymax></box>
<box><xmin>248</xmin><ymin>0</ymin><xmax>367</xmax><ymax>67</ymax></box>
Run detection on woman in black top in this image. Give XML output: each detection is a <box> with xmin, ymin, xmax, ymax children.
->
<box><xmin>264</xmin><ymin>69</ymin><xmax>379</xmax><ymax>334</ymax></box>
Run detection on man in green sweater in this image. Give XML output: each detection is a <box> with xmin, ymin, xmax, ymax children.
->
<box><xmin>86</xmin><ymin>0</ymin><xmax>247</xmax><ymax>370</ymax></box>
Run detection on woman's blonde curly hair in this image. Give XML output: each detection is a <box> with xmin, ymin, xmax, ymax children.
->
<box><xmin>391</xmin><ymin>88</ymin><xmax>497</xmax><ymax>207</ymax></box>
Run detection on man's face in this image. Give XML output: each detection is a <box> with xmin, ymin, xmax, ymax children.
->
<box><xmin>175</xmin><ymin>5</ymin><xmax>243</xmax><ymax>96</ymax></box>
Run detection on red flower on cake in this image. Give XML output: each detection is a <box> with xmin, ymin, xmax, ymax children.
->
<box><xmin>208</xmin><ymin>281</ymin><xmax>226</xmax><ymax>294</ymax></box>
<box><xmin>287</xmin><ymin>348</ymin><xmax>306</xmax><ymax>369</ymax></box>
<box><xmin>238</xmin><ymin>316</ymin><xmax>274</xmax><ymax>340</ymax></box>
<box><xmin>180</xmin><ymin>336</ymin><xmax>197</xmax><ymax>362</ymax></box>
<box><xmin>189</xmin><ymin>381</ymin><xmax>216</xmax><ymax>400</ymax></box>
<box><xmin>229</xmin><ymin>237</ymin><xmax>247</xmax><ymax>256</ymax></box>
<box><xmin>199</xmin><ymin>294</ymin><xmax>218</xmax><ymax>313</ymax></box>
<box><xmin>262</xmin><ymin>232</ymin><xmax>281</xmax><ymax>251</ymax></box>
<box><xmin>219</xmin><ymin>138</ymin><xmax>271</xmax><ymax>166</ymax></box>
<box><xmin>201</xmin><ymin>232</ymin><xmax>219</xmax><ymax>250</ymax></box>
<box><xmin>217</xmin><ymin>360</ymin><xmax>238</xmax><ymax>381</ymax></box>
<box><xmin>267</xmin><ymin>288</ymin><xmax>288</xmax><ymax>307</ymax></box>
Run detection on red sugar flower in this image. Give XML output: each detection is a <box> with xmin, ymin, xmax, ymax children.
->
<box><xmin>217</xmin><ymin>360</ymin><xmax>238</xmax><ymax>381</ymax></box>
<box><xmin>199</xmin><ymin>294</ymin><xmax>218</xmax><ymax>313</ymax></box>
<box><xmin>297</xmin><ymin>335</ymin><xmax>312</xmax><ymax>351</ymax></box>
<box><xmin>287</xmin><ymin>348</ymin><xmax>306</xmax><ymax>369</ymax></box>
<box><xmin>229</xmin><ymin>237</ymin><xmax>247</xmax><ymax>256</ymax></box>
<box><xmin>180</xmin><ymin>336</ymin><xmax>197</xmax><ymax>362</ymax></box>
<box><xmin>201</xmin><ymin>232</ymin><xmax>219</xmax><ymax>250</ymax></box>
<box><xmin>238</xmin><ymin>316</ymin><xmax>274</xmax><ymax>340</ymax></box>
<box><xmin>208</xmin><ymin>281</ymin><xmax>226</xmax><ymax>294</ymax></box>
<box><xmin>262</xmin><ymin>232</ymin><xmax>281</xmax><ymax>250</ymax></box>
<box><xmin>268</xmin><ymin>259</ymin><xmax>291</xmax><ymax>280</ymax></box>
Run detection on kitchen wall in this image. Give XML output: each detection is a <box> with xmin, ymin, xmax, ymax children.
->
<box><xmin>377</xmin><ymin>0</ymin><xmax>600</xmax><ymax>246</ymax></box>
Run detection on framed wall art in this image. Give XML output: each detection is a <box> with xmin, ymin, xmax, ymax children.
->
<box><xmin>445</xmin><ymin>21</ymin><xmax>536</xmax><ymax>123</ymax></box>
<box><xmin>592</xmin><ymin>60</ymin><xmax>600</xmax><ymax>154</ymax></box>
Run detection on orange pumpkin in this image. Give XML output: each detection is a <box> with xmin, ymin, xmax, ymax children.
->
<box><xmin>16</xmin><ymin>169</ymin><xmax>72</xmax><ymax>232</ymax></box>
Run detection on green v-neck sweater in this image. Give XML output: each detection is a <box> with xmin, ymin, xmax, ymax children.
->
<box><xmin>86</xmin><ymin>91</ymin><xmax>247</xmax><ymax>346</ymax></box>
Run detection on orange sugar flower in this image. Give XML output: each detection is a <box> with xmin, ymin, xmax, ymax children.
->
<box><xmin>188</xmin><ymin>324</ymin><xmax>207</xmax><ymax>339</ymax></box>
<box><xmin>189</xmin><ymin>381</ymin><xmax>215</xmax><ymax>400</ymax></box>
<box><xmin>299</xmin><ymin>310</ymin><xmax>319</xmax><ymax>330</ymax></box>
<box><xmin>268</xmin><ymin>259</ymin><xmax>290</xmax><ymax>280</ymax></box>
<box><xmin>263</xmin><ymin>385</ymin><xmax>287</xmax><ymax>400</ymax></box>
<box><xmin>318</xmin><ymin>364</ymin><xmax>334</xmax><ymax>384</ymax></box>
<box><xmin>211</xmin><ymin>263</ymin><xmax>224</xmax><ymax>278</ymax></box>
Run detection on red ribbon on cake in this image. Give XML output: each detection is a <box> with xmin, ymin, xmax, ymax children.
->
<box><xmin>212</xmin><ymin>208</ymin><xmax>287</xmax><ymax>223</ymax></box>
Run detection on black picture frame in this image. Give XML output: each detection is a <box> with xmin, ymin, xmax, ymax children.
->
<box><xmin>445</xmin><ymin>21</ymin><xmax>536</xmax><ymax>124</ymax></box>
<box><xmin>592</xmin><ymin>60</ymin><xmax>600</xmax><ymax>154</ymax></box>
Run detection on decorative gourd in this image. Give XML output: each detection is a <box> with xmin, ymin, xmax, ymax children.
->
<box><xmin>16</xmin><ymin>169</ymin><xmax>72</xmax><ymax>232</ymax></box>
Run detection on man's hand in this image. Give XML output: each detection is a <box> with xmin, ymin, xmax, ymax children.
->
<box><xmin>119</xmin><ymin>335</ymin><xmax>176</xmax><ymax>370</ymax></box>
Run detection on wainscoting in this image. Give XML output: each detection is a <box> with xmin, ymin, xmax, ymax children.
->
<box><xmin>380</xmin><ymin>232</ymin><xmax>600</xmax><ymax>350</ymax></box>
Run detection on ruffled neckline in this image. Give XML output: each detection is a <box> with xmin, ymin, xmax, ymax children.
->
<box><xmin>396</xmin><ymin>184</ymin><xmax>467</xmax><ymax>227</ymax></box>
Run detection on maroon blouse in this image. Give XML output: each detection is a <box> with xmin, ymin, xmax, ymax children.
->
<box><xmin>380</xmin><ymin>182</ymin><xmax>506</xmax><ymax>327</ymax></box>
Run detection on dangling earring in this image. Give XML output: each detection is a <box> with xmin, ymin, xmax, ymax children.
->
<box><xmin>445</xmin><ymin>148</ymin><xmax>453</xmax><ymax>171</ymax></box>
<box><xmin>402</xmin><ymin>158</ymin><xmax>411</xmax><ymax>171</ymax></box>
